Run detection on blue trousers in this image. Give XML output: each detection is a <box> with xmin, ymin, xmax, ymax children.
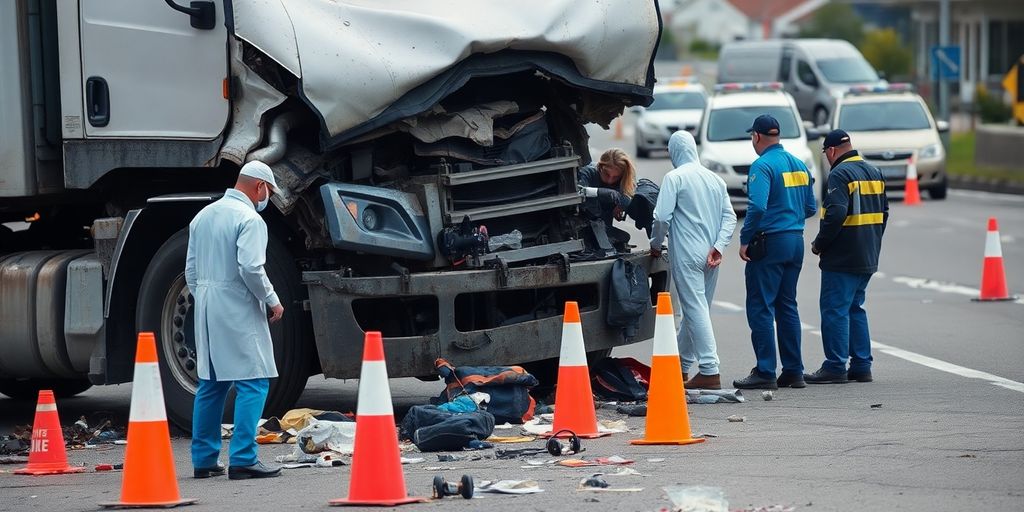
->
<box><xmin>191</xmin><ymin>363</ymin><xmax>269</xmax><ymax>468</ymax></box>
<box><xmin>672</xmin><ymin>261</ymin><xmax>720</xmax><ymax>376</ymax></box>
<box><xmin>819</xmin><ymin>270</ymin><xmax>873</xmax><ymax>374</ymax></box>
<box><xmin>745</xmin><ymin>232</ymin><xmax>805</xmax><ymax>378</ymax></box>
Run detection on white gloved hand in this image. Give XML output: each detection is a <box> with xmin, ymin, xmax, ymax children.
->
<box><xmin>580</xmin><ymin>186</ymin><xmax>600</xmax><ymax>198</ymax></box>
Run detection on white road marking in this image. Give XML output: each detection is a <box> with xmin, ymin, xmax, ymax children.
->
<box><xmin>950</xmin><ymin>189</ymin><xmax>1024</xmax><ymax>203</ymax></box>
<box><xmin>712</xmin><ymin>300</ymin><xmax>744</xmax><ymax>312</ymax></box>
<box><xmin>892</xmin><ymin>276</ymin><xmax>1024</xmax><ymax>305</ymax></box>
<box><xmin>872</xmin><ymin>341</ymin><xmax>1024</xmax><ymax>394</ymax></box>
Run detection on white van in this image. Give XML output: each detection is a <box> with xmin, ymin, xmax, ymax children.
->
<box><xmin>718</xmin><ymin>39</ymin><xmax>884</xmax><ymax>126</ymax></box>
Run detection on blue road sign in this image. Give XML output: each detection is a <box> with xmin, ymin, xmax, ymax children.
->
<box><xmin>931</xmin><ymin>46</ymin><xmax>961</xmax><ymax>81</ymax></box>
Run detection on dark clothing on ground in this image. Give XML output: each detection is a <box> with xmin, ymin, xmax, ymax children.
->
<box><xmin>812</xmin><ymin>150</ymin><xmax>889</xmax><ymax>274</ymax></box>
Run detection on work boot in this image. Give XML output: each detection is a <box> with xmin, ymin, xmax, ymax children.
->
<box><xmin>732</xmin><ymin>368</ymin><xmax>778</xmax><ymax>390</ymax></box>
<box><xmin>228</xmin><ymin>461</ymin><xmax>281</xmax><ymax>480</ymax></box>
<box><xmin>847</xmin><ymin>370</ymin><xmax>873</xmax><ymax>383</ymax></box>
<box><xmin>194</xmin><ymin>464</ymin><xmax>226</xmax><ymax>478</ymax></box>
<box><xmin>686</xmin><ymin>373</ymin><xmax>721</xmax><ymax>390</ymax></box>
<box><xmin>776</xmin><ymin>372</ymin><xmax>807</xmax><ymax>389</ymax></box>
<box><xmin>804</xmin><ymin>368</ymin><xmax>849</xmax><ymax>384</ymax></box>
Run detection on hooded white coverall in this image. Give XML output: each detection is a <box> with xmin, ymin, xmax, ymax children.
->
<box><xmin>649</xmin><ymin>131</ymin><xmax>737</xmax><ymax>376</ymax></box>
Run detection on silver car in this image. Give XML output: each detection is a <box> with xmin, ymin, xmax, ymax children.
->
<box><xmin>633</xmin><ymin>83</ymin><xmax>707</xmax><ymax>158</ymax></box>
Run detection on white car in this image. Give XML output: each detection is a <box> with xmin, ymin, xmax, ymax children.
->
<box><xmin>696</xmin><ymin>83</ymin><xmax>821</xmax><ymax>211</ymax></box>
<box><xmin>633</xmin><ymin>82</ymin><xmax>708</xmax><ymax>158</ymax></box>
<box><xmin>824</xmin><ymin>85</ymin><xmax>949</xmax><ymax>199</ymax></box>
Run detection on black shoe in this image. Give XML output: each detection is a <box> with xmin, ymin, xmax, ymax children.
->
<box><xmin>228</xmin><ymin>461</ymin><xmax>281</xmax><ymax>480</ymax></box>
<box><xmin>777</xmin><ymin>372</ymin><xmax>807</xmax><ymax>388</ymax></box>
<box><xmin>847</xmin><ymin>370</ymin><xmax>873</xmax><ymax>382</ymax></box>
<box><xmin>804</xmin><ymin>368</ymin><xmax>849</xmax><ymax>384</ymax></box>
<box><xmin>194</xmin><ymin>464</ymin><xmax>226</xmax><ymax>478</ymax></box>
<box><xmin>733</xmin><ymin>368</ymin><xmax>778</xmax><ymax>390</ymax></box>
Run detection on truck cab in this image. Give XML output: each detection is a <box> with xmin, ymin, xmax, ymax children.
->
<box><xmin>0</xmin><ymin>0</ymin><xmax>670</xmax><ymax>429</ymax></box>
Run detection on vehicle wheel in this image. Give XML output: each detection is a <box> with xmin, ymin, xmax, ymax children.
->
<box><xmin>813</xmin><ymin>107</ymin><xmax>829</xmax><ymax>127</ymax></box>
<box><xmin>635</xmin><ymin>146</ymin><xmax>649</xmax><ymax>159</ymax></box>
<box><xmin>136</xmin><ymin>228</ymin><xmax>313</xmax><ymax>432</ymax></box>
<box><xmin>929</xmin><ymin>176</ymin><xmax>948</xmax><ymax>200</ymax></box>
<box><xmin>0</xmin><ymin>379</ymin><xmax>93</xmax><ymax>400</ymax></box>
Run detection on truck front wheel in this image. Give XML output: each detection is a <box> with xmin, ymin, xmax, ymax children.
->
<box><xmin>136</xmin><ymin>228</ymin><xmax>313</xmax><ymax>432</ymax></box>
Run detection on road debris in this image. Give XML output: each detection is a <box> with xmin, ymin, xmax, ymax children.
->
<box><xmin>557</xmin><ymin>456</ymin><xmax>634</xmax><ymax>468</ymax></box>
<box><xmin>663</xmin><ymin>485</ymin><xmax>728</xmax><ymax>512</ymax></box>
<box><xmin>476</xmin><ymin>479</ymin><xmax>544</xmax><ymax>494</ymax></box>
<box><xmin>733</xmin><ymin>506</ymin><xmax>796</xmax><ymax>512</ymax></box>
<box><xmin>580</xmin><ymin>475</ymin><xmax>609</xmax><ymax>488</ymax></box>
<box><xmin>727</xmin><ymin>415</ymin><xmax>746</xmax><ymax>422</ymax></box>
<box><xmin>433</xmin><ymin>474</ymin><xmax>475</xmax><ymax>499</ymax></box>
<box><xmin>870</xmin><ymin>404</ymin><xmax>883</xmax><ymax>409</ymax></box>
<box><xmin>761</xmin><ymin>390</ymin><xmax>774</xmax><ymax>401</ymax></box>
<box><xmin>401</xmin><ymin>457</ymin><xmax>425</xmax><ymax>464</ymax></box>
<box><xmin>487</xmin><ymin>435</ymin><xmax>535</xmax><ymax>443</ymax></box>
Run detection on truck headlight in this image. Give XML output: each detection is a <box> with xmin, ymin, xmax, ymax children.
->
<box><xmin>919</xmin><ymin>144</ymin><xmax>942</xmax><ymax>159</ymax></box>
<box><xmin>703</xmin><ymin>159</ymin><xmax>728</xmax><ymax>174</ymax></box>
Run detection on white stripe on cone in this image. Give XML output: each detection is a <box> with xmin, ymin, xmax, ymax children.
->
<box><xmin>36</xmin><ymin>403</ymin><xmax>58</xmax><ymax>412</ymax></box>
<box><xmin>985</xmin><ymin>231</ymin><xmax>1003</xmax><ymax>258</ymax></box>
<box><xmin>558</xmin><ymin>322</ymin><xmax>588</xmax><ymax>367</ymax></box>
<box><xmin>129</xmin><ymin>362</ymin><xmax>168</xmax><ymax>422</ymax></box>
<box><xmin>652</xmin><ymin>313</ymin><xmax>680</xmax><ymax>357</ymax></box>
<box><xmin>356</xmin><ymin>360</ymin><xmax>395</xmax><ymax>416</ymax></box>
<box><xmin>907</xmin><ymin>154</ymin><xmax>918</xmax><ymax>179</ymax></box>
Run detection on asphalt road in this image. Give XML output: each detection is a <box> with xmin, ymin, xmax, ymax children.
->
<box><xmin>3</xmin><ymin>88</ymin><xmax>1023</xmax><ymax>512</ymax></box>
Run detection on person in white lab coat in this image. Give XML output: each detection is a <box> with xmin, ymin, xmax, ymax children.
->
<box><xmin>186</xmin><ymin>160</ymin><xmax>284</xmax><ymax>480</ymax></box>
<box><xmin>649</xmin><ymin>131</ymin><xmax>737</xmax><ymax>390</ymax></box>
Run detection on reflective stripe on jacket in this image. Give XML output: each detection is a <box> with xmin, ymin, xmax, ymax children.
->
<box><xmin>813</xmin><ymin>151</ymin><xmax>889</xmax><ymax>274</ymax></box>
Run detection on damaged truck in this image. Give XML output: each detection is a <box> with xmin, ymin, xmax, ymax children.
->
<box><xmin>0</xmin><ymin>0</ymin><xmax>670</xmax><ymax>429</ymax></box>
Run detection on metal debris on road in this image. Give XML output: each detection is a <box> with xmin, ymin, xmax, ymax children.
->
<box><xmin>761</xmin><ymin>390</ymin><xmax>774</xmax><ymax>401</ymax></box>
<box><xmin>727</xmin><ymin>415</ymin><xmax>746</xmax><ymax>422</ymax></box>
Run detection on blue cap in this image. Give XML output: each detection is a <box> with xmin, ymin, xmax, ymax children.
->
<box><xmin>746</xmin><ymin>114</ymin><xmax>781</xmax><ymax>136</ymax></box>
<box><xmin>822</xmin><ymin>129</ymin><xmax>851</xmax><ymax>149</ymax></box>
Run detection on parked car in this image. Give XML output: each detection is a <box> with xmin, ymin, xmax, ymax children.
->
<box><xmin>696</xmin><ymin>82</ymin><xmax>822</xmax><ymax>211</ymax></box>
<box><xmin>823</xmin><ymin>84</ymin><xmax>950</xmax><ymax>199</ymax></box>
<box><xmin>633</xmin><ymin>82</ymin><xmax>708</xmax><ymax>158</ymax></box>
<box><xmin>718</xmin><ymin>39</ymin><xmax>884</xmax><ymax>126</ymax></box>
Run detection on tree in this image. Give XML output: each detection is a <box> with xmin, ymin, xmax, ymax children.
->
<box><xmin>799</xmin><ymin>3</ymin><xmax>865</xmax><ymax>46</ymax></box>
<box><xmin>860</xmin><ymin>29</ymin><xmax>912</xmax><ymax>80</ymax></box>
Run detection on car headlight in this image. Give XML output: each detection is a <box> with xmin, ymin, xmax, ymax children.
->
<box><xmin>919</xmin><ymin>143</ymin><xmax>942</xmax><ymax>159</ymax></box>
<box><xmin>703</xmin><ymin>159</ymin><xmax>728</xmax><ymax>174</ymax></box>
<box><xmin>637</xmin><ymin>118</ymin><xmax>658</xmax><ymax>133</ymax></box>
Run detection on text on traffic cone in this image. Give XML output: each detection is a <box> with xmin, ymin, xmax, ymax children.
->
<box><xmin>14</xmin><ymin>390</ymin><xmax>86</xmax><ymax>475</ymax></box>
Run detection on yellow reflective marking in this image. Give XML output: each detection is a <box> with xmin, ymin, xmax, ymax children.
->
<box><xmin>843</xmin><ymin>213</ymin><xmax>884</xmax><ymax>226</ymax></box>
<box><xmin>847</xmin><ymin>180</ymin><xmax>885</xmax><ymax>195</ymax></box>
<box><xmin>846</xmin><ymin>155</ymin><xmax>864</xmax><ymax>162</ymax></box>
<box><xmin>782</xmin><ymin>171</ymin><xmax>809</xmax><ymax>187</ymax></box>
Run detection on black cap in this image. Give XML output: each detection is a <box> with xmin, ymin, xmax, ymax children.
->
<box><xmin>822</xmin><ymin>129</ymin><xmax>851</xmax><ymax>149</ymax></box>
<box><xmin>746</xmin><ymin>114</ymin><xmax>781</xmax><ymax>136</ymax></box>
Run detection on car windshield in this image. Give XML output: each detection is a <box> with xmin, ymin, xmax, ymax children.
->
<box><xmin>648</xmin><ymin>91</ymin><xmax>706</xmax><ymax>111</ymax></box>
<box><xmin>706</xmin><ymin>106</ymin><xmax>801</xmax><ymax>142</ymax></box>
<box><xmin>816</xmin><ymin>58</ymin><xmax>879</xmax><ymax>83</ymax></box>
<box><xmin>839</xmin><ymin>101</ymin><xmax>932</xmax><ymax>131</ymax></box>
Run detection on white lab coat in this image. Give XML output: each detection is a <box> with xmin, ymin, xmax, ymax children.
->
<box><xmin>185</xmin><ymin>188</ymin><xmax>280</xmax><ymax>381</ymax></box>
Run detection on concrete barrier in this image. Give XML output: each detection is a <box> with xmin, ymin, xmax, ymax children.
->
<box><xmin>975</xmin><ymin>124</ymin><xmax>1024</xmax><ymax>170</ymax></box>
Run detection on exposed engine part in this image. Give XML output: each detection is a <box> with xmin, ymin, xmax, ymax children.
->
<box><xmin>438</xmin><ymin>216</ymin><xmax>488</xmax><ymax>263</ymax></box>
<box><xmin>247</xmin><ymin>111</ymin><xmax>301</xmax><ymax>165</ymax></box>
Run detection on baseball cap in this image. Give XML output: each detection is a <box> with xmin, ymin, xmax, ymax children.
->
<box><xmin>239</xmin><ymin>160</ymin><xmax>279</xmax><ymax>193</ymax></box>
<box><xmin>746</xmin><ymin>114</ymin><xmax>781</xmax><ymax>136</ymax></box>
<box><xmin>822</xmin><ymin>129</ymin><xmax>851</xmax><ymax>151</ymax></box>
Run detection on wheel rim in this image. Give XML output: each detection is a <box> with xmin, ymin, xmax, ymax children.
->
<box><xmin>161</xmin><ymin>274</ymin><xmax>198</xmax><ymax>394</ymax></box>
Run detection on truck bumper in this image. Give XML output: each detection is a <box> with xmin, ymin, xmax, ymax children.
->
<box><xmin>302</xmin><ymin>252</ymin><xmax>670</xmax><ymax>379</ymax></box>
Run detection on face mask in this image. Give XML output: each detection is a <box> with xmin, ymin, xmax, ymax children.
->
<box><xmin>255</xmin><ymin>183</ymin><xmax>270</xmax><ymax>212</ymax></box>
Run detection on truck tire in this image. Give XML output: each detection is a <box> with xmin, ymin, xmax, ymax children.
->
<box><xmin>0</xmin><ymin>379</ymin><xmax>93</xmax><ymax>400</ymax></box>
<box><xmin>813</xmin><ymin>106</ymin><xmax>829</xmax><ymax>127</ymax></box>
<box><xmin>929</xmin><ymin>176</ymin><xmax>948</xmax><ymax>200</ymax></box>
<box><xmin>136</xmin><ymin>228</ymin><xmax>313</xmax><ymax>432</ymax></box>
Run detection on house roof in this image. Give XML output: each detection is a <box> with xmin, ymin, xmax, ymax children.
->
<box><xmin>727</xmin><ymin>0</ymin><xmax>811</xmax><ymax>20</ymax></box>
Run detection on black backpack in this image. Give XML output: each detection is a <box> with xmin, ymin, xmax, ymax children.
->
<box><xmin>607</xmin><ymin>258</ymin><xmax>651</xmax><ymax>338</ymax></box>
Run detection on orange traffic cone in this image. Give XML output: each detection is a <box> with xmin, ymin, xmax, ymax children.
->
<box><xmin>614</xmin><ymin>117</ymin><xmax>623</xmax><ymax>140</ymax></box>
<box><xmin>14</xmin><ymin>390</ymin><xmax>85</xmax><ymax>475</ymax></box>
<box><xmin>99</xmin><ymin>332</ymin><xmax>195</xmax><ymax>508</ymax></box>
<box><xmin>544</xmin><ymin>301</ymin><xmax>607</xmax><ymax>439</ymax></box>
<box><xmin>632</xmin><ymin>292</ymin><xmax>705</xmax><ymax>446</ymax></box>
<box><xmin>903</xmin><ymin>153</ymin><xmax>922</xmax><ymax>205</ymax></box>
<box><xmin>976</xmin><ymin>217</ymin><xmax>1015</xmax><ymax>301</ymax></box>
<box><xmin>330</xmin><ymin>332</ymin><xmax>427</xmax><ymax>506</ymax></box>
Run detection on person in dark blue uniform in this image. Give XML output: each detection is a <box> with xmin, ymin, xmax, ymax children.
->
<box><xmin>733</xmin><ymin>115</ymin><xmax>817</xmax><ymax>390</ymax></box>
<box><xmin>806</xmin><ymin>130</ymin><xmax>888</xmax><ymax>384</ymax></box>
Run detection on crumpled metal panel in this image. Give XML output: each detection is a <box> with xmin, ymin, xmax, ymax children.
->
<box><xmin>232</xmin><ymin>0</ymin><xmax>660</xmax><ymax>140</ymax></box>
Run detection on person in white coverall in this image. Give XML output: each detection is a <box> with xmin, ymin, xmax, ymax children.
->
<box><xmin>649</xmin><ymin>131</ymin><xmax>737</xmax><ymax>390</ymax></box>
<box><xmin>186</xmin><ymin>160</ymin><xmax>284</xmax><ymax>480</ymax></box>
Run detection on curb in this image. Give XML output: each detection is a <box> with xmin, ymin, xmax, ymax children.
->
<box><xmin>948</xmin><ymin>175</ymin><xmax>1024</xmax><ymax>196</ymax></box>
